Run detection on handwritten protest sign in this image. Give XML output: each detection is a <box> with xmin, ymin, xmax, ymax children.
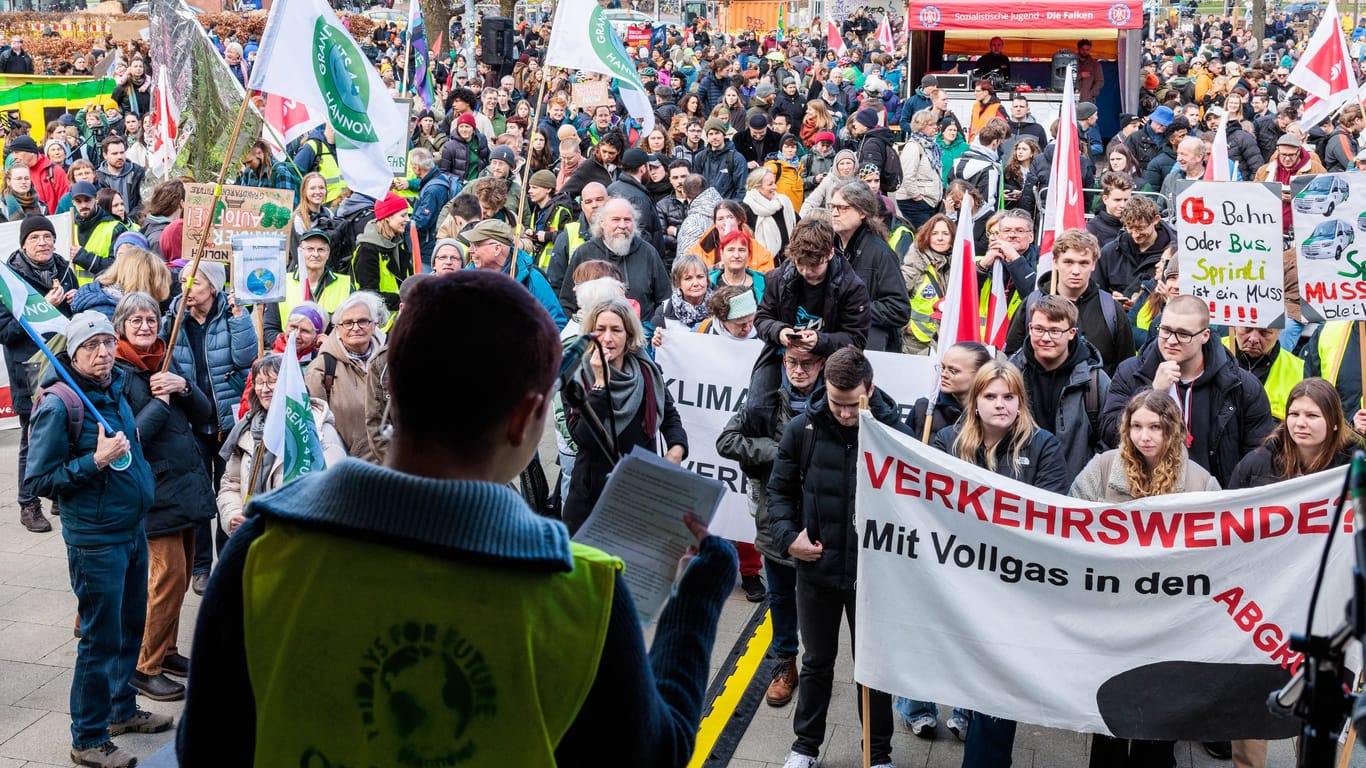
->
<box><xmin>181</xmin><ymin>184</ymin><xmax>295</xmax><ymax>264</ymax></box>
<box><xmin>1290</xmin><ymin>172</ymin><xmax>1366</xmax><ymax>321</ymax></box>
<box><xmin>571</xmin><ymin>80</ymin><xmax>613</xmax><ymax>109</ymax></box>
<box><xmin>1176</xmin><ymin>181</ymin><xmax>1283</xmax><ymax>328</ymax></box>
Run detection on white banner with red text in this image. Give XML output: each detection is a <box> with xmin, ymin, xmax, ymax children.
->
<box><xmin>653</xmin><ymin>332</ymin><xmax>935</xmax><ymax>543</ymax></box>
<box><xmin>854</xmin><ymin>415</ymin><xmax>1356</xmax><ymax>740</ymax></box>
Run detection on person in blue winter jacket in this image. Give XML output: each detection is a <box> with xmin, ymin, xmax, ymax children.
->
<box><xmin>463</xmin><ymin>219</ymin><xmax>567</xmax><ymax>330</ymax></box>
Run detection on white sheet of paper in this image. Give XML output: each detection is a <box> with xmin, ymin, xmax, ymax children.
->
<box><xmin>572</xmin><ymin>446</ymin><xmax>724</xmax><ymax>625</ymax></box>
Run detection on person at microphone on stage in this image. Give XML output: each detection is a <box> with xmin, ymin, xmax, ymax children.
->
<box><xmin>974</xmin><ymin>36</ymin><xmax>1012</xmax><ymax>81</ymax></box>
<box><xmin>562</xmin><ymin>296</ymin><xmax>687</xmax><ymax>534</ymax></box>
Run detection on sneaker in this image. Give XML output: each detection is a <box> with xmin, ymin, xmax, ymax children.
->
<box><xmin>765</xmin><ymin>656</ymin><xmax>798</xmax><ymax>707</ymax></box>
<box><xmin>191</xmin><ymin>572</ymin><xmax>208</xmax><ymax>596</ymax></box>
<box><xmin>741</xmin><ymin>573</ymin><xmax>765</xmax><ymax>602</ymax></box>
<box><xmin>161</xmin><ymin>653</ymin><xmax>190</xmax><ymax>678</ymax></box>
<box><xmin>109</xmin><ymin>707</ymin><xmax>174</xmax><ymax>735</ymax></box>
<box><xmin>870</xmin><ymin>763</ymin><xmax>897</xmax><ymax>768</ymax></box>
<box><xmin>70</xmin><ymin>740</ymin><xmax>136</xmax><ymax>768</ymax></box>
<box><xmin>129</xmin><ymin>671</ymin><xmax>185</xmax><ymax>702</ymax></box>
<box><xmin>20</xmin><ymin>500</ymin><xmax>51</xmax><ymax>533</ymax></box>
<box><xmin>1203</xmin><ymin>741</ymin><xmax>1233</xmax><ymax>760</ymax></box>
<box><xmin>782</xmin><ymin>751</ymin><xmax>817</xmax><ymax>768</ymax></box>
<box><xmin>946</xmin><ymin>714</ymin><xmax>969</xmax><ymax>741</ymax></box>
<box><xmin>908</xmin><ymin>713</ymin><xmax>937</xmax><ymax>737</ymax></box>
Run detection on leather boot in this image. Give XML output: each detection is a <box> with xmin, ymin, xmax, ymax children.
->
<box><xmin>20</xmin><ymin>501</ymin><xmax>50</xmax><ymax>533</ymax></box>
<box><xmin>766</xmin><ymin>655</ymin><xmax>798</xmax><ymax>706</ymax></box>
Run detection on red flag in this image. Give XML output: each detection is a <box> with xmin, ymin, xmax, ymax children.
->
<box><xmin>826</xmin><ymin>19</ymin><xmax>846</xmax><ymax>57</ymax></box>
<box><xmin>1289</xmin><ymin>0</ymin><xmax>1357</xmax><ymax>127</ymax></box>
<box><xmin>935</xmin><ymin>197</ymin><xmax>982</xmax><ymax>360</ymax></box>
<box><xmin>875</xmin><ymin>15</ymin><xmax>894</xmax><ymax>51</ymax></box>
<box><xmin>147</xmin><ymin>67</ymin><xmax>177</xmax><ymax>177</ymax></box>
<box><xmin>983</xmin><ymin>262</ymin><xmax>1009</xmax><ymax>350</ymax></box>
<box><xmin>263</xmin><ymin>92</ymin><xmax>320</xmax><ymax>145</ymax></box>
<box><xmin>1038</xmin><ymin>65</ymin><xmax>1086</xmax><ymax>275</ymax></box>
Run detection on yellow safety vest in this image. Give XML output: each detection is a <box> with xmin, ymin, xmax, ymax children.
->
<box><xmin>398</xmin><ymin>168</ymin><xmax>418</xmax><ymax>202</ymax></box>
<box><xmin>534</xmin><ymin>205</ymin><xmax>572</xmax><ymax>269</ymax></box>
<box><xmin>309</xmin><ymin>139</ymin><xmax>346</xmax><ymax>204</ymax></box>
<box><xmin>242</xmin><ymin>521</ymin><xmax>618</xmax><ymax>767</ymax></box>
<box><xmin>277</xmin><ymin>271</ymin><xmax>355</xmax><ymax>328</ymax></box>
<box><xmin>1223</xmin><ymin>336</ymin><xmax>1306</xmax><ymax>420</ymax></box>
<box><xmin>1136</xmin><ymin>300</ymin><xmax>1155</xmax><ymax>332</ymax></box>
<box><xmin>351</xmin><ymin>245</ymin><xmax>403</xmax><ymax>297</ymax></box>
<box><xmin>907</xmin><ymin>263</ymin><xmax>943</xmax><ymax>344</ymax></box>
<box><xmin>74</xmin><ymin>219</ymin><xmax>120</xmax><ymax>285</ymax></box>
<box><xmin>563</xmin><ymin>221</ymin><xmax>587</xmax><ymax>260</ymax></box>
<box><xmin>1318</xmin><ymin>321</ymin><xmax>1352</xmax><ymax>386</ymax></box>
<box><xmin>977</xmin><ymin>277</ymin><xmax>1022</xmax><ymax>342</ymax></box>
<box><xmin>888</xmin><ymin>226</ymin><xmax>911</xmax><ymax>258</ymax></box>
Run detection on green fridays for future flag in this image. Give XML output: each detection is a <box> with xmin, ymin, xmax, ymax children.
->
<box><xmin>262</xmin><ymin>332</ymin><xmax>327</xmax><ymax>483</ymax></box>
<box><xmin>545</xmin><ymin>0</ymin><xmax>655</xmax><ymax>136</ymax></box>
<box><xmin>249</xmin><ymin>0</ymin><xmax>406</xmax><ymax>199</ymax></box>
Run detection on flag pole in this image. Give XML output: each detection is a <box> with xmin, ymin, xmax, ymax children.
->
<box><xmin>401</xmin><ymin>16</ymin><xmax>415</xmax><ymax>97</ymax></box>
<box><xmin>159</xmin><ymin>95</ymin><xmax>255</xmax><ymax>374</ymax></box>
<box><xmin>516</xmin><ymin>76</ymin><xmax>550</xmax><ymax>237</ymax></box>
<box><xmin>17</xmin><ymin>315</ymin><xmax>116</xmax><ymax>434</ymax></box>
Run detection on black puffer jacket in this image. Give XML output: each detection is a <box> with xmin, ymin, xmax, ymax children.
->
<box><xmin>840</xmin><ymin>223</ymin><xmax>910</xmax><ymax>352</ymax></box>
<box><xmin>438</xmin><ymin>133</ymin><xmax>490</xmax><ymax>182</ymax></box>
<box><xmin>116</xmin><ymin>357</ymin><xmax>216</xmax><ymax>536</ymax></box>
<box><xmin>767</xmin><ymin>385</ymin><xmax>909</xmax><ymax>589</ymax></box>
<box><xmin>755</xmin><ymin>254</ymin><xmax>870</xmax><ymax>359</ymax></box>
<box><xmin>0</xmin><ymin>249</ymin><xmax>77</xmax><ymax>412</ymax></box>
<box><xmin>1101</xmin><ymin>335</ymin><xmax>1273</xmax><ymax>485</ymax></box>
<box><xmin>655</xmin><ymin>195</ymin><xmax>689</xmax><ymax>268</ymax></box>
<box><xmin>1223</xmin><ymin>121</ymin><xmax>1265</xmax><ymax>181</ymax></box>
<box><xmin>930</xmin><ymin>423</ymin><xmax>1070</xmax><ymax>493</ymax></box>
<box><xmin>1097</xmin><ymin>220</ymin><xmax>1175</xmax><ymax>297</ymax></box>
<box><xmin>1229</xmin><ymin>441</ymin><xmax>1354</xmax><ymax>489</ymax></box>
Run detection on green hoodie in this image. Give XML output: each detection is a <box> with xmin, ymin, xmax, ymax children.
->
<box><xmin>938</xmin><ymin>132</ymin><xmax>968</xmax><ymax>186</ymax></box>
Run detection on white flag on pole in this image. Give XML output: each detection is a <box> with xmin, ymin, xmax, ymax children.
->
<box><xmin>1288</xmin><ymin>0</ymin><xmax>1358</xmax><ymax>129</ymax></box>
<box><xmin>261</xmin><ymin>332</ymin><xmax>328</xmax><ymax>484</ymax></box>
<box><xmin>249</xmin><ymin>0</ymin><xmax>407</xmax><ymax>199</ymax></box>
<box><xmin>545</xmin><ymin>0</ymin><xmax>655</xmax><ymax>135</ymax></box>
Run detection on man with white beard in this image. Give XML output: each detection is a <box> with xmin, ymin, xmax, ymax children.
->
<box><xmin>559</xmin><ymin>197</ymin><xmax>672</xmax><ymax>320</ymax></box>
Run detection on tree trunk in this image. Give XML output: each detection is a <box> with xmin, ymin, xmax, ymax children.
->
<box><xmin>427</xmin><ymin>0</ymin><xmax>453</xmax><ymax>61</ymax></box>
<box><xmin>1249</xmin><ymin>0</ymin><xmax>1265</xmax><ymax>53</ymax></box>
<box><xmin>499</xmin><ymin>0</ymin><xmax>515</xmax><ymax>18</ymax></box>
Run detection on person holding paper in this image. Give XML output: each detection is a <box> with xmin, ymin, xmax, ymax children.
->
<box><xmin>563</xmin><ymin>296</ymin><xmax>688</xmax><ymax>533</ymax></box>
<box><xmin>179</xmin><ymin>270</ymin><xmax>739</xmax><ymax>767</ymax></box>
<box><xmin>767</xmin><ymin>347</ymin><xmax>911</xmax><ymax>768</ymax></box>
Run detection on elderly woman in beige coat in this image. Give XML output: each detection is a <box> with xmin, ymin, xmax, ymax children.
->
<box><xmin>304</xmin><ymin>291</ymin><xmax>388</xmax><ymax>462</ymax></box>
<box><xmin>217</xmin><ymin>354</ymin><xmax>346</xmax><ymax>536</ymax></box>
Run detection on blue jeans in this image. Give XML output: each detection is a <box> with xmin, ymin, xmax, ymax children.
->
<box><xmin>764</xmin><ymin>556</ymin><xmax>798</xmax><ymax>658</ymax></box>
<box><xmin>67</xmin><ymin>530</ymin><xmax>148</xmax><ymax>749</ymax></box>
<box><xmin>963</xmin><ymin>713</ymin><xmax>1017</xmax><ymax>767</ymax></box>
<box><xmin>894</xmin><ymin>696</ymin><xmax>970</xmax><ymax>724</ymax></box>
<box><xmin>897</xmin><ymin>197</ymin><xmax>937</xmax><ymax>230</ymax></box>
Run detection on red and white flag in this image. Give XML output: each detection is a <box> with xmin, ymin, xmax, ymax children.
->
<box><xmin>1038</xmin><ymin>65</ymin><xmax>1086</xmax><ymax>275</ymax></box>
<box><xmin>1204</xmin><ymin>106</ymin><xmax>1233</xmax><ymax>180</ymax></box>
<box><xmin>263</xmin><ymin>92</ymin><xmax>320</xmax><ymax>146</ymax></box>
<box><xmin>146</xmin><ymin>67</ymin><xmax>178</xmax><ymax>178</ymax></box>
<box><xmin>875</xmin><ymin>15</ymin><xmax>894</xmax><ymax>51</ymax></box>
<box><xmin>1289</xmin><ymin>0</ymin><xmax>1357</xmax><ymax>129</ymax></box>
<box><xmin>826</xmin><ymin>19</ymin><xmax>846</xmax><ymax>57</ymax></box>
<box><xmin>935</xmin><ymin>196</ymin><xmax>982</xmax><ymax>365</ymax></box>
<box><xmin>982</xmin><ymin>261</ymin><xmax>1009</xmax><ymax>351</ymax></box>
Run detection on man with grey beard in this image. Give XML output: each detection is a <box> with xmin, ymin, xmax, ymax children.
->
<box><xmin>558</xmin><ymin>196</ymin><xmax>671</xmax><ymax>320</ymax></box>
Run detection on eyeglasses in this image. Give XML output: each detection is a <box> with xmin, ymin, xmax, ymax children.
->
<box><xmin>1028</xmin><ymin>325</ymin><xmax>1074</xmax><ymax>339</ymax></box>
<box><xmin>1156</xmin><ymin>325</ymin><xmax>1204</xmax><ymax>343</ymax></box>
<box><xmin>125</xmin><ymin>317</ymin><xmax>157</xmax><ymax>328</ymax></box>
<box><xmin>78</xmin><ymin>338</ymin><xmax>117</xmax><ymax>352</ymax></box>
<box><xmin>999</xmin><ymin>227</ymin><xmax>1031</xmax><ymax>235</ymax></box>
<box><xmin>784</xmin><ymin>358</ymin><xmax>821</xmax><ymax>370</ymax></box>
<box><xmin>829</xmin><ymin>203</ymin><xmax>853</xmax><ymax>213</ymax></box>
<box><xmin>934</xmin><ymin>364</ymin><xmax>969</xmax><ymax>376</ymax></box>
<box><xmin>255</xmin><ymin>377</ymin><xmax>278</xmax><ymax>390</ymax></box>
<box><xmin>337</xmin><ymin>319</ymin><xmax>374</xmax><ymax>330</ymax></box>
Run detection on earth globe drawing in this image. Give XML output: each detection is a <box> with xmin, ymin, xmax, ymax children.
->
<box><xmin>245</xmin><ymin>268</ymin><xmax>277</xmax><ymax>296</ymax></box>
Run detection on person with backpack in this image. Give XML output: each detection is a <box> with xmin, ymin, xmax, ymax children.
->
<box><xmin>2</xmin><ymin>215</ymin><xmax>78</xmax><ymax>533</ymax></box>
<box><xmin>848</xmin><ymin>108</ymin><xmax>900</xmax><ymax>194</ymax></box>
<box><xmin>408</xmin><ymin>148</ymin><xmax>453</xmax><ymax>272</ymax></box>
<box><xmin>304</xmin><ymin>291</ymin><xmax>389</xmax><ymax>462</ymax></box>
<box><xmin>1006</xmin><ymin>294</ymin><xmax>1112</xmax><ymax>479</ymax></box>
<box><xmin>27</xmin><ymin>309</ymin><xmax>165</xmax><ymax>768</ymax></box>
<box><xmin>1005</xmin><ymin>228</ymin><xmax>1135</xmax><ymax>376</ymax></box>
<box><xmin>292</xmin><ymin>124</ymin><xmax>345</xmax><ymax>204</ymax></box>
<box><xmin>950</xmin><ymin>117</ymin><xmax>1007</xmax><ymax>213</ymax></box>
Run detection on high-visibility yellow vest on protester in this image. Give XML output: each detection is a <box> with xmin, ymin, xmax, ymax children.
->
<box><xmin>310</xmin><ymin>139</ymin><xmax>346</xmax><ymax>203</ymax></box>
<box><xmin>1222</xmin><ymin>336</ymin><xmax>1305</xmax><ymax>420</ymax></box>
<box><xmin>277</xmin><ymin>271</ymin><xmax>355</xmax><ymax>328</ymax></box>
<box><xmin>1318</xmin><ymin>321</ymin><xmax>1353</xmax><ymax>386</ymax></box>
<box><xmin>75</xmin><ymin>219</ymin><xmax>120</xmax><ymax>285</ymax></box>
<box><xmin>906</xmin><ymin>264</ymin><xmax>944</xmax><ymax>344</ymax></box>
<box><xmin>241</xmin><ymin>521</ymin><xmax>619</xmax><ymax>766</ymax></box>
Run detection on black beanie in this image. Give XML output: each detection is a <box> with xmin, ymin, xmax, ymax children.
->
<box><xmin>20</xmin><ymin>214</ymin><xmax>55</xmax><ymax>246</ymax></box>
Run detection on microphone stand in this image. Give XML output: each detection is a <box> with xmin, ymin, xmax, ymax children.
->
<box><xmin>559</xmin><ymin>343</ymin><xmax>620</xmax><ymax>467</ymax></box>
<box><xmin>1271</xmin><ymin>451</ymin><xmax>1365</xmax><ymax>767</ymax></box>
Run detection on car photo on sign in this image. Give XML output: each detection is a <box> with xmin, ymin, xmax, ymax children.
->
<box><xmin>1292</xmin><ymin>174</ymin><xmax>1350</xmax><ymax>215</ymax></box>
<box><xmin>1301</xmin><ymin>219</ymin><xmax>1354</xmax><ymax>261</ymax></box>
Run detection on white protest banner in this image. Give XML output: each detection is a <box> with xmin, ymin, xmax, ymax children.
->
<box><xmin>1290</xmin><ymin>171</ymin><xmax>1366</xmax><ymax>321</ymax></box>
<box><xmin>654</xmin><ymin>332</ymin><xmax>936</xmax><ymax>543</ymax></box>
<box><xmin>0</xmin><ymin>212</ymin><xmax>73</xmax><ymax>430</ymax></box>
<box><xmin>854</xmin><ymin>416</ymin><xmax>1355</xmax><ymax>740</ymax></box>
<box><xmin>1176</xmin><ymin>181</ymin><xmax>1283</xmax><ymax>327</ymax></box>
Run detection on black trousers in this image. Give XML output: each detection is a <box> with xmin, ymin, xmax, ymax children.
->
<box><xmin>1088</xmin><ymin>736</ymin><xmax>1175</xmax><ymax>768</ymax></box>
<box><xmin>792</xmin><ymin>577</ymin><xmax>893</xmax><ymax>763</ymax></box>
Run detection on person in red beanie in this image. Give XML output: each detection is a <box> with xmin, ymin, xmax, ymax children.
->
<box><xmin>799</xmin><ymin>131</ymin><xmax>838</xmax><ymax>198</ymax></box>
<box><xmin>351</xmin><ymin>191</ymin><xmax>413</xmax><ymax>312</ymax></box>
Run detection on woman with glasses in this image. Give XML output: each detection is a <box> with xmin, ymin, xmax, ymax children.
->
<box><xmin>112</xmin><ymin>292</ymin><xmax>214</xmax><ymax>703</ymax></box>
<box><xmin>305</xmin><ymin>291</ymin><xmax>389</xmax><ymax>462</ymax></box>
<box><xmin>219</xmin><ymin>353</ymin><xmax>345</xmax><ymax>539</ymax></box>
